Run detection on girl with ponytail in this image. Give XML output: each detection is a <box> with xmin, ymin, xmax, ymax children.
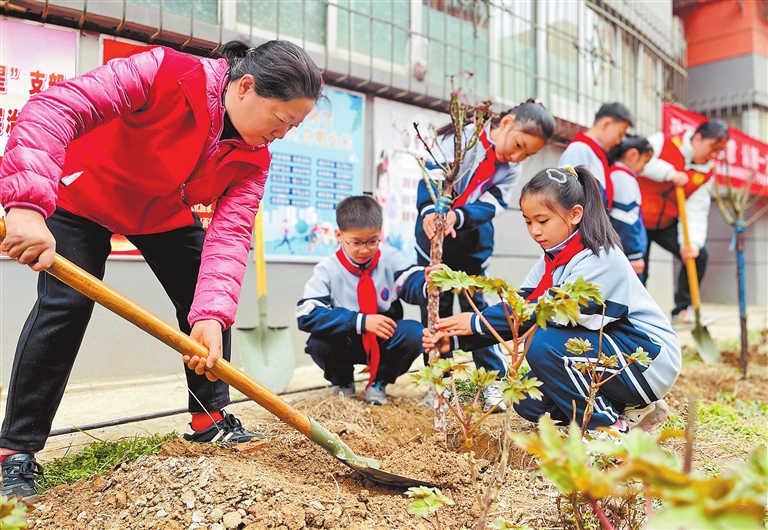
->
<box><xmin>423</xmin><ymin>165</ymin><xmax>681</xmax><ymax>437</ymax></box>
<box><xmin>416</xmin><ymin>99</ymin><xmax>555</xmax><ymax>413</ymax></box>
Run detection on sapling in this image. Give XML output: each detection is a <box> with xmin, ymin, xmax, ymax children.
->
<box><xmin>414</xmin><ymin>265</ymin><xmax>603</xmax><ymax>528</ymax></box>
<box><xmin>414</xmin><ymin>88</ymin><xmax>493</xmax><ymax>432</ymax></box>
<box><xmin>712</xmin><ymin>158</ymin><xmax>768</xmax><ymax>377</ymax></box>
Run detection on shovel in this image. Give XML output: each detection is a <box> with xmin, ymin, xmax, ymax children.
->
<box><xmin>675</xmin><ymin>187</ymin><xmax>721</xmax><ymax>364</ymax></box>
<box><xmin>0</xmin><ymin>220</ymin><xmax>432</xmax><ymax>488</ymax></box>
<box><xmin>235</xmin><ymin>210</ymin><xmax>294</xmax><ymax>393</ymax></box>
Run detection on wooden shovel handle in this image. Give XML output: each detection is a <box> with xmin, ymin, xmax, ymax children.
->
<box><xmin>0</xmin><ymin>218</ymin><xmax>311</xmax><ymax>437</ymax></box>
<box><xmin>675</xmin><ymin>187</ymin><xmax>701</xmax><ymax>310</ymax></box>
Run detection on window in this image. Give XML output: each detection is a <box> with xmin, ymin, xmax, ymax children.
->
<box><xmin>546</xmin><ymin>0</ymin><xmax>579</xmax><ymax>102</ymax></box>
<box><xmin>130</xmin><ymin>0</ymin><xmax>218</xmax><ymax>24</ymax></box>
<box><xmin>336</xmin><ymin>0</ymin><xmax>410</xmax><ymax>66</ymax></box>
<box><xmin>497</xmin><ymin>0</ymin><xmax>536</xmax><ymax>104</ymax></box>
<box><xmin>423</xmin><ymin>0</ymin><xmax>489</xmax><ymax>97</ymax></box>
<box><xmin>236</xmin><ymin>0</ymin><xmax>326</xmax><ymax>45</ymax></box>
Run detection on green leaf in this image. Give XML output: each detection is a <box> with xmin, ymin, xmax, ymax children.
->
<box><xmin>565</xmin><ymin>338</ymin><xmax>592</xmax><ymax>356</ymax></box>
<box><xmin>428</xmin><ymin>264</ymin><xmax>479</xmax><ymax>294</ymax></box>
<box><xmin>628</xmin><ymin>347</ymin><xmax>653</xmax><ymax>367</ymax></box>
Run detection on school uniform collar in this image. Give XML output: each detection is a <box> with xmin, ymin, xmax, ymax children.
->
<box><xmin>545</xmin><ymin>230</ymin><xmax>581</xmax><ymax>259</ymax></box>
<box><xmin>614</xmin><ymin>161</ymin><xmax>638</xmax><ymax>177</ymax></box>
<box><xmin>338</xmin><ymin>246</ymin><xmax>376</xmax><ymax>271</ymax></box>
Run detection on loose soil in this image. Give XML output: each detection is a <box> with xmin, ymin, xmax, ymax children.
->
<box><xmin>27</xmin><ymin>336</ymin><xmax>767</xmax><ymax>530</ymax></box>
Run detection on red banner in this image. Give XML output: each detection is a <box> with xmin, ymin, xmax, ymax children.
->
<box><xmin>663</xmin><ymin>103</ymin><xmax>768</xmax><ymax>198</ymax></box>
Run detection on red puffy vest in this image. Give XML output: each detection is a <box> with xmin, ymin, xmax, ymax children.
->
<box><xmin>56</xmin><ymin>48</ymin><xmax>269</xmax><ymax>235</ymax></box>
<box><xmin>638</xmin><ymin>136</ymin><xmax>712</xmax><ymax>231</ymax></box>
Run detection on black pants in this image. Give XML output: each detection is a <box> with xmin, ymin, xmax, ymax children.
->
<box><xmin>0</xmin><ymin>208</ymin><xmax>231</xmax><ymax>453</ymax></box>
<box><xmin>644</xmin><ymin>221</ymin><xmax>709</xmax><ymax>316</ymax></box>
<box><xmin>306</xmin><ymin>320</ymin><xmax>423</xmax><ymax>386</ymax></box>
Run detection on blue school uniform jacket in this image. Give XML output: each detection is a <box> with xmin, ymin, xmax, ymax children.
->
<box><xmin>296</xmin><ymin>246</ymin><xmax>426</xmax><ymax>336</ymax></box>
<box><xmin>415</xmin><ymin>123</ymin><xmax>521</xmax><ymax>268</ymax></box>
<box><xmin>609</xmin><ymin>162</ymin><xmax>648</xmax><ymax>261</ymax></box>
<box><xmin>463</xmin><ymin>238</ymin><xmax>681</xmax><ymax>399</ymax></box>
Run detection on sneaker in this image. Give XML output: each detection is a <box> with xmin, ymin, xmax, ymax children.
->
<box><xmin>364</xmin><ymin>381</ymin><xmax>389</xmax><ymax>405</ymax></box>
<box><xmin>1</xmin><ymin>453</ymin><xmax>43</xmax><ymax>503</ymax></box>
<box><xmin>184</xmin><ymin>410</ymin><xmax>266</xmax><ymax>444</ymax></box>
<box><xmin>671</xmin><ymin>309</ymin><xmax>696</xmax><ymax>330</ymax></box>
<box><xmin>671</xmin><ymin>307</ymin><xmax>716</xmax><ymax>329</ymax></box>
<box><xmin>331</xmin><ymin>383</ymin><xmax>356</xmax><ymax>399</ymax></box>
<box><xmin>583</xmin><ymin>418</ymin><xmax>630</xmax><ymax>443</ymax></box>
<box><xmin>481</xmin><ymin>384</ymin><xmax>507</xmax><ymax>414</ymax></box>
<box><xmin>622</xmin><ymin>400</ymin><xmax>670</xmax><ymax>432</ymax></box>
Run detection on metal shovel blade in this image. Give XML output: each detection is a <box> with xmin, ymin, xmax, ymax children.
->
<box><xmin>691</xmin><ymin>309</ymin><xmax>721</xmax><ymax>365</ymax></box>
<box><xmin>308</xmin><ymin>418</ymin><xmax>433</xmax><ymax>488</ymax></box>
<box><xmin>236</xmin><ymin>296</ymin><xmax>294</xmax><ymax>393</ymax></box>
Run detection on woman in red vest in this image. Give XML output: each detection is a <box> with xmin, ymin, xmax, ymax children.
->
<box><xmin>0</xmin><ymin>40</ymin><xmax>322</xmax><ymax>502</ymax></box>
<box><xmin>638</xmin><ymin>120</ymin><xmax>729</xmax><ymax>327</ymax></box>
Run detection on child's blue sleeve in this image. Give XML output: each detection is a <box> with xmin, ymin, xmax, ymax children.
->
<box><xmin>395</xmin><ymin>266</ymin><xmax>428</xmax><ymax>306</ymax></box>
<box><xmin>296</xmin><ymin>262</ymin><xmax>360</xmax><ymax>335</ymax></box>
<box><xmin>609</xmin><ymin>213</ymin><xmax>648</xmax><ymax>261</ymax></box>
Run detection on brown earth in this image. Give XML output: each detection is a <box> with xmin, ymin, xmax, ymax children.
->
<box><xmin>26</xmin><ymin>335</ymin><xmax>767</xmax><ymax>530</ymax></box>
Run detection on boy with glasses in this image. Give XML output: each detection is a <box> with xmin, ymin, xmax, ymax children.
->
<box><xmin>296</xmin><ymin>196</ymin><xmax>426</xmax><ymax>405</ymax></box>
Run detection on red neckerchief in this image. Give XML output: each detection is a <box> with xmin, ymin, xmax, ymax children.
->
<box><xmin>453</xmin><ymin>130</ymin><xmax>497</xmax><ymax>208</ymax></box>
<box><xmin>335</xmin><ymin>248</ymin><xmax>382</xmax><ymax>388</ymax></box>
<box><xmin>572</xmin><ymin>132</ymin><xmax>613</xmax><ymax>209</ymax></box>
<box><xmin>525</xmin><ymin>233</ymin><xmax>585</xmax><ymax>301</ymax></box>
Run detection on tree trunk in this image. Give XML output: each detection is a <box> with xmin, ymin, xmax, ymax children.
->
<box><xmin>735</xmin><ymin>225</ymin><xmax>748</xmax><ymax>377</ymax></box>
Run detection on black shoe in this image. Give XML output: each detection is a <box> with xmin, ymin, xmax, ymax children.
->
<box><xmin>1</xmin><ymin>453</ymin><xmax>43</xmax><ymax>503</ymax></box>
<box><xmin>183</xmin><ymin>410</ymin><xmax>266</xmax><ymax>444</ymax></box>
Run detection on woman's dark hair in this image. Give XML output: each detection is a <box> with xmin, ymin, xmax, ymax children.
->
<box><xmin>436</xmin><ymin>99</ymin><xmax>555</xmax><ymax>143</ymax></box>
<box><xmin>695</xmin><ymin>119</ymin><xmax>729</xmax><ymax>141</ymax></box>
<box><xmin>606</xmin><ymin>134</ymin><xmax>653</xmax><ymax>166</ymax></box>
<box><xmin>218</xmin><ymin>40</ymin><xmax>323</xmax><ymax>102</ymax></box>
<box><xmin>520</xmin><ymin>165</ymin><xmax>621</xmax><ymax>254</ymax></box>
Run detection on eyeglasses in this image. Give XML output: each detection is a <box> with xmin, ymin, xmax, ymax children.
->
<box><xmin>342</xmin><ymin>237</ymin><xmax>380</xmax><ymax>251</ymax></box>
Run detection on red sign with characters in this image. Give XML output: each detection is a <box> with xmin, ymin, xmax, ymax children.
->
<box><xmin>663</xmin><ymin>103</ymin><xmax>768</xmax><ymax>198</ymax></box>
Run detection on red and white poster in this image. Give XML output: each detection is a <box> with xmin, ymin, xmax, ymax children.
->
<box><xmin>663</xmin><ymin>103</ymin><xmax>768</xmax><ymax>198</ymax></box>
<box><xmin>0</xmin><ymin>18</ymin><xmax>78</xmax><ymax>164</ymax></box>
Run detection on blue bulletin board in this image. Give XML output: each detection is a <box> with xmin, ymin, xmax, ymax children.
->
<box><xmin>262</xmin><ymin>87</ymin><xmax>364</xmax><ymax>262</ymax></box>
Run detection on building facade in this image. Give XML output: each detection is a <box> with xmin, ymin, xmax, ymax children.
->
<box><xmin>0</xmin><ymin>0</ymin><xmax>740</xmax><ymax>384</ymax></box>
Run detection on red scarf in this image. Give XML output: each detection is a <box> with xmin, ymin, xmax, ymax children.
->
<box><xmin>335</xmin><ymin>248</ymin><xmax>382</xmax><ymax>388</ymax></box>
<box><xmin>525</xmin><ymin>233</ymin><xmax>585</xmax><ymax>301</ymax></box>
<box><xmin>572</xmin><ymin>132</ymin><xmax>613</xmax><ymax>210</ymax></box>
<box><xmin>453</xmin><ymin>130</ymin><xmax>497</xmax><ymax>208</ymax></box>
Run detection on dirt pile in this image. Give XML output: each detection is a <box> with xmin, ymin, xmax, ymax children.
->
<box><xmin>28</xmin><ymin>399</ymin><xmax>552</xmax><ymax>530</ymax></box>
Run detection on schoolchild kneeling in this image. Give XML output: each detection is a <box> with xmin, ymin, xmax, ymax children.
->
<box><xmin>423</xmin><ymin>165</ymin><xmax>681</xmax><ymax>437</ymax></box>
<box><xmin>297</xmin><ymin>196</ymin><xmax>427</xmax><ymax>405</ymax></box>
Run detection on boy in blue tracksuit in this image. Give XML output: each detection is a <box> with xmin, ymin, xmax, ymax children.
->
<box><xmin>297</xmin><ymin>196</ymin><xmax>426</xmax><ymax>405</ymax></box>
<box><xmin>415</xmin><ymin>100</ymin><xmax>555</xmax><ymax>410</ymax></box>
<box><xmin>606</xmin><ymin>135</ymin><xmax>654</xmax><ymax>280</ymax></box>
<box><xmin>424</xmin><ymin>165</ymin><xmax>680</xmax><ymax>435</ymax></box>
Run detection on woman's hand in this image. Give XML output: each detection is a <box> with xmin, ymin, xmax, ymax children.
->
<box><xmin>184</xmin><ymin>320</ymin><xmax>224</xmax><ymax>382</ymax></box>
<box><xmin>434</xmin><ymin>313</ymin><xmax>474</xmax><ymax>337</ymax></box>
<box><xmin>680</xmin><ymin>245</ymin><xmax>699</xmax><ymax>261</ymax></box>
<box><xmin>422</xmin><ymin>211</ymin><xmax>457</xmax><ymax>240</ymax></box>
<box><xmin>1</xmin><ymin>208</ymin><xmax>56</xmax><ymax>271</ymax></box>
<box><xmin>671</xmin><ymin>171</ymin><xmax>689</xmax><ymax>186</ymax></box>
<box><xmin>422</xmin><ymin>328</ymin><xmax>452</xmax><ymax>354</ymax></box>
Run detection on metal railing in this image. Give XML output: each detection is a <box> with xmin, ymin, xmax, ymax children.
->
<box><xmin>6</xmin><ymin>0</ymin><xmax>687</xmax><ymax>136</ymax></box>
